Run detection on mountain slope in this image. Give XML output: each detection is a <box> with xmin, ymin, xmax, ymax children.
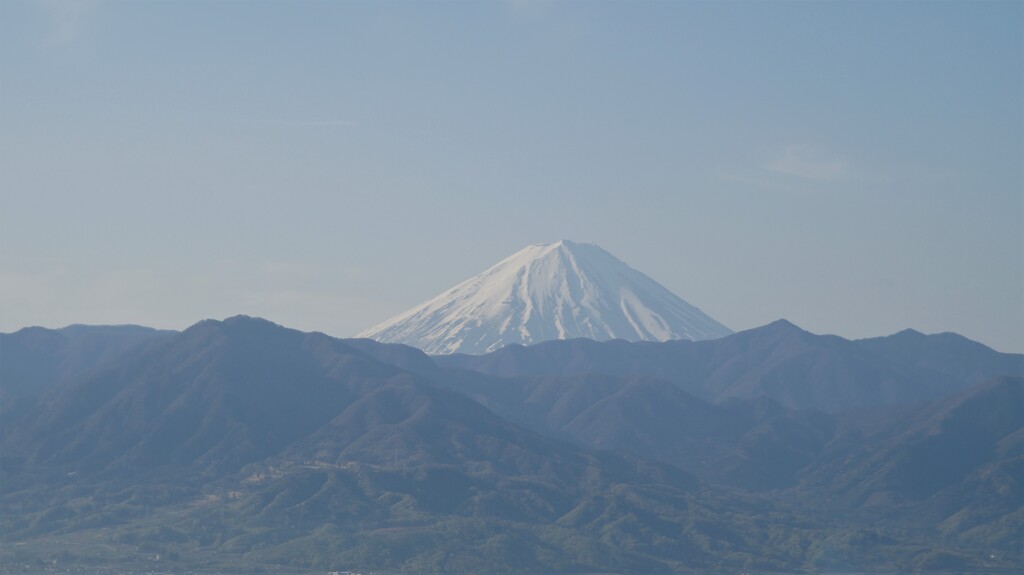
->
<box><xmin>0</xmin><ymin>324</ymin><xmax>174</xmax><ymax>404</ymax></box>
<box><xmin>856</xmin><ymin>329</ymin><xmax>1024</xmax><ymax>385</ymax></box>
<box><xmin>431</xmin><ymin>370</ymin><xmax>834</xmax><ymax>490</ymax></box>
<box><xmin>3</xmin><ymin>316</ymin><xmax>410</xmax><ymax>476</ymax></box>
<box><xmin>1</xmin><ymin>316</ymin><xmax>756</xmax><ymax>573</ymax></box>
<box><xmin>3</xmin><ymin>317</ymin><xmax>1021</xmax><ymax>573</ymax></box>
<box><xmin>794</xmin><ymin>377</ymin><xmax>1024</xmax><ymax>559</ymax></box>
<box><xmin>356</xmin><ymin>241</ymin><xmax>732</xmax><ymax>355</ymax></box>
<box><xmin>804</xmin><ymin>376</ymin><xmax>1024</xmax><ymax>504</ymax></box>
<box><xmin>438</xmin><ymin>319</ymin><xmax>1022</xmax><ymax>412</ymax></box>
<box><xmin>0</xmin><ymin>324</ymin><xmax>176</xmax><ymax>433</ymax></box>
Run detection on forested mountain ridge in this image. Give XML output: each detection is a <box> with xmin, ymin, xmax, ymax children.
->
<box><xmin>2</xmin><ymin>317</ymin><xmax>1020</xmax><ymax>573</ymax></box>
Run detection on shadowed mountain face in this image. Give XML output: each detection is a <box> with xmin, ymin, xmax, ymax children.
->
<box><xmin>3</xmin><ymin>316</ymin><xmax>1022</xmax><ymax>573</ymax></box>
<box><xmin>807</xmin><ymin>376</ymin><xmax>1024</xmax><ymax>504</ymax></box>
<box><xmin>0</xmin><ymin>324</ymin><xmax>174</xmax><ymax>403</ymax></box>
<box><xmin>347</xmin><ymin>329</ymin><xmax>1024</xmax><ymax>561</ymax></box>
<box><xmin>4</xmin><ymin>317</ymin><xmax>749</xmax><ymax>573</ymax></box>
<box><xmin>264</xmin><ymin>329</ymin><xmax>1024</xmax><ymax>510</ymax></box>
<box><xmin>6</xmin><ymin>317</ymin><xmax>679</xmax><ymax>484</ymax></box>
<box><xmin>425</xmin><ymin>369</ymin><xmax>834</xmax><ymax>491</ymax></box>
<box><xmin>0</xmin><ymin>324</ymin><xmax>176</xmax><ymax>432</ymax></box>
<box><xmin>796</xmin><ymin>377</ymin><xmax>1024</xmax><ymax>559</ymax></box>
<box><xmin>437</xmin><ymin>319</ymin><xmax>1023</xmax><ymax>412</ymax></box>
<box><xmin>858</xmin><ymin>328</ymin><xmax>1024</xmax><ymax>383</ymax></box>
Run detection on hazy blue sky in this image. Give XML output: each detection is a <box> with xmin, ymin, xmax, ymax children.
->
<box><xmin>2</xmin><ymin>1</ymin><xmax>1021</xmax><ymax>352</ymax></box>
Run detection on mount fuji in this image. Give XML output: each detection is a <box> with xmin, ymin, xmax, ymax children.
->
<box><xmin>356</xmin><ymin>240</ymin><xmax>733</xmax><ymax>355</ymax></box>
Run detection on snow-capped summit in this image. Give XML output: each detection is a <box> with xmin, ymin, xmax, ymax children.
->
<box><xmin>356</xmin><ymin>240</ymin><xmax>733</xmax><ymax>355</ymax></box>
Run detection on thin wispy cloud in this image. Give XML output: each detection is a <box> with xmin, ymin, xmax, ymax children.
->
<box><xmin>272</xmin><ymin>120</ymin><xmax>358</xmax><ymax>128</ymax></box>
<box><xmin>764</xmin><ymin>145</ymin><xmax>850</xmax><ymax>182</ymax></box>
<box><xmin>504</xmin><ymin>0</ymin><xmax>552</xmax><ymax>16</ymax></box>
<box><xmin>230</xmin><ymin>119</ymin><xmax>359</xmax><ymax>128</ymax></box>
<box><xmin>720</xmin><ymin>145</ymin><xmax>853</xmax><ymax>193</ymax></box>
<box><xmin>718</xmin><ymin>171</ymin><xmax>803</xmax><ymax>194</ymax></box>
<box><xmin>37</xmin><ymin>0</ymin><xmax>96</xmax><ymax>47</ymax></box>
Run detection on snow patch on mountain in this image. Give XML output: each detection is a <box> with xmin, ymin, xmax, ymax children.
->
<box><xmin>356</xmin><ymin>240</ymin><xmax>732</xmax><ymax>355</ymax></box>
